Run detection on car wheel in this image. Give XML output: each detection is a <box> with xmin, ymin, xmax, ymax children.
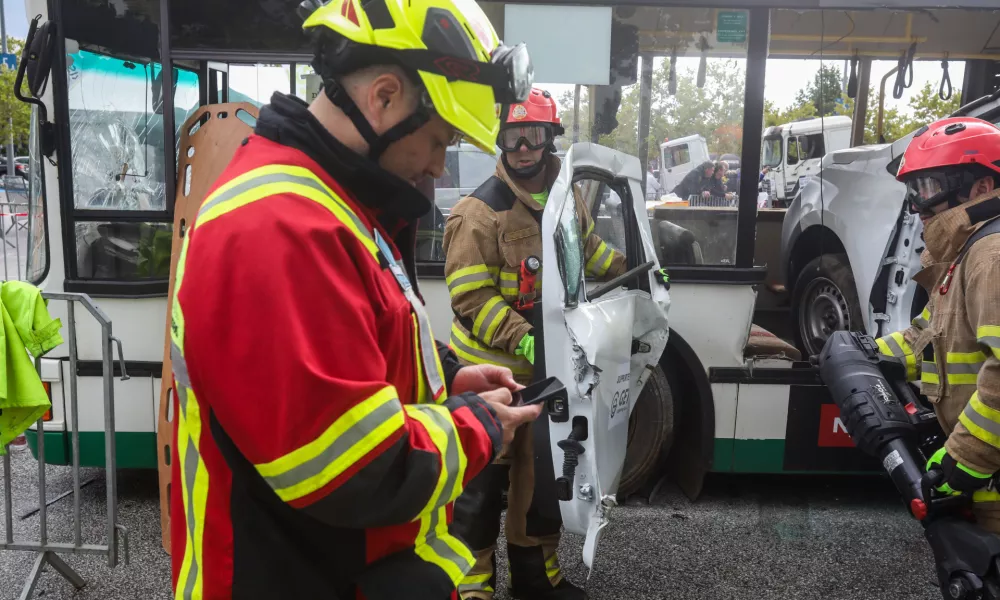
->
<box><xmin>792</xmin><ymin>253</ymin><xmax>865</xmax><ymax>358</ymax></box>
<box><xmin>619</xmin><ymin>365</ymin><xmax>673</xmax><ymax>497</ymax></box>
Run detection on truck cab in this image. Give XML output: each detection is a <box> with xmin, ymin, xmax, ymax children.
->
<box><xmin>761</xmin><ymin>116</ymin><xmax>852</xmax><ymax>205</ymax></box>
<box><xmin>657</xmin><ymin>134</ymin><xmax>710</xmax><ymax>195</ymax></box>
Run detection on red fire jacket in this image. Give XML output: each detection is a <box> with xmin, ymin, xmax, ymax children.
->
<box><xmin>169</xmin><ymin>101</ymin><xmax>502</xmax><ymax>600</ymax></box>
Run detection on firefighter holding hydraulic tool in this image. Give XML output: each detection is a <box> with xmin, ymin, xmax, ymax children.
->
<box><xmin>874</xmin><ymin>116</ymin><xmax>1000</xmax><ymax>534</ymax></box>
<box><xmin>441</xmin><ymin>88</ymin><xmax>625</xmax><ymax>600</ymax></box>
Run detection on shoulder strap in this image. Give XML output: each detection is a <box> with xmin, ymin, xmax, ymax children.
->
<box><xmin>959</xmin><ymin>216</ymin><xmax>1000</xmax><ymax>263</ymax></box>
<box><xmin>471</xmin><ymin>176</ymin><xmax>518</xmax><ymax>213</ymax></box>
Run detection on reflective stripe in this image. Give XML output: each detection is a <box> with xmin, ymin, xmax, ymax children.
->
<box><xmin>414</xmin><ymin>506</ymin><xmax>475</xmax><ymax>587</ymax></box>
<box><xmin>175</xmin><ymin>380</ymin><xmax>208</xmax><ymax>600</ymax></box>
<box><xmin>585</xmin><ymin>219</ymin><xmax>595</xmax><ymax>237</ymax></box>
<box><xmin>585</xmin><ymin>241</ymin><xmax>615</xmax><ymax>276</ymax></box>
<box><xmin>171</xmin><ymin>342</ymin><xmax>191</xmax><ymax>388</ymax></box>
<box><xmin>447</xmin><ymin>265</ymin><xmax>498</xmax><ymax>296</ymax></box>
<box><xmin>978</xmin><ymin>325</ymin><xmax>1000</xmax><ymax>360</ymax></box>
<box><xmin>959</xmin><ymin>392</ymin><xmax>1000</xmax><ymax>450</ymax></box>
<box><xmin>921</xmin><ymin>361</ymin><xmax>940</xmax><ymax>385</ymax></box>
<box><xmin>450</xmin><ymin>324</ymin><xmax>533</xmax><ymax>376</ymax></box>
<box><xmin>473</xmin><ymin>296</ymin><xmax>510</xmax><ymax>347</ymax></box>
<box><xmin>197</xmin><ymin>166</ymin><xmax>379</xmax><ymax>259</ymax></box>
<box><xmin>879</xmin><ymin>332</ymin><xmax>917</xmax><ymax>380</ymax></box>
<box><xmin>408</xmin><ymin>403</ymin><xmax>467</xmax><ymax>512</ymax></box>
<box><xmin>973</xmin><ymin>488</ymin><xmax>1000</xmax><ymax>503</ymax></box>
<box><xmin>912</xmin><ymin>307</ymin><xmax>931</xmax><ymax>329</ymax></box>
<box><xmin>955</xmin><ymin>460</ymin><xmax>993</xmax><ymax>480</ymax></box>
<box><xmin>410</xmin><ymin>402</ymin><xmax>474</xmax><ymax>586</ymax></box>
<box><xmin>946</xmin><ymin>351</ymin><xmax>986</xmax><ymax>385</ymax></box>
<box><xmin>459</xmin><ymin>572</ymin><xmax>494</xmax><ymax>594</ymax></box>
<box><xmin>545</xmin><ymin>552</ymin><xmax>560</xmax><ymax>580</ymax></box>
<box><xmin>256</xmin><ymin>387</ymin><xmax>406</xmax><ymax>502</ymax></box>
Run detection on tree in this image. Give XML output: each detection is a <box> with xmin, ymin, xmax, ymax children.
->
<box><xmin>794</xmin><ymin>64</ymin><xmax>844</xmax><ymax>117</ymax></box>
<box><xmin>764</xmin><ymin>99</ymin><xmax>817</xmax><ymax>128</ymax></box>
<box><xmin>908</xmin><ymin>81</ymin><xmax>963</xmax><ymax>127</ymax></box>
<box><xmin>0</xmin><ymin>37</ymin><xmax>31</xmax><ymax>153</ymax></box>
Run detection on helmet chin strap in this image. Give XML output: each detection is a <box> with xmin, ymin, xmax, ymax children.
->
<box><xmin>323</xmin><ymin>77</ymin><xmax>430</xmax><ymax>161</ymax></box>
<box><xmin>502</xmin><ymin>151</ymin><xmax>547</xmax><ymax>180</ymax></box>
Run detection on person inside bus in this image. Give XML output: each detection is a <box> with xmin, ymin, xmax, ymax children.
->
<box><xmin>672</xmin><ymin>160</ymin><xmax>715</xmax><ymax>200</ymax></box>
<box><xmin>874</xmin><ymin>116</ymin><xmax>1000</xmax><ymax>537</ymax></box>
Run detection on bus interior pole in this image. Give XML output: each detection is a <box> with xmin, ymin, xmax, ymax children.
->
<box><xmin>637</xmin><ymin>54</ymin><xmax>654</xmax><ymax>190</ymax></box>
<box><xmin>735</xmin><ymin>7</ymin><xmax>770</xmax><ymax>268</ymax></box>
<box><xmin>1</xmin><ymin>0</ymin><xmax>15</xmax><ymax>177</ymax></box>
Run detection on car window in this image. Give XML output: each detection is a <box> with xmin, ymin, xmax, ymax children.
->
<box><xmin>459</xmin><ymin>150</ymin><xmax>496</xmax><ymax>189</ymax></box>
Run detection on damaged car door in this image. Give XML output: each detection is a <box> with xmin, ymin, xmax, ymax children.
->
<box><xmin>540</xmin><ymin>143</ymin><xmax>671</xmax><ymax>568</ymax></box>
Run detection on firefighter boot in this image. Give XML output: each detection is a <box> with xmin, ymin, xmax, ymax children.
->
<box><xmin>507</xmin><ymin>544</ymin><xmax>587</xmax><ymax>600</ymax></box>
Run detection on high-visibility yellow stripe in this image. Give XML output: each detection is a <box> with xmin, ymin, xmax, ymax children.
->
<box><xmin>978</xmin><ymin>325</ymin><xmax>1000</xmax><ymax>360</ymax></box>
<box><xmin>256</xmin><ymin>387</ymin><xmax>405</xmax><ymax>502</ymax></box>
<box><xmin>450</xmin><ymin>324</ymin><xmax>533</xmax><ymax>376</ymax></box>
<box><xmin>875</xmin><ymin>338</ymin><xmax>893</xmax><ymax>356</ymax></box>
<box><xmin>175</xmin><ymin>384</ymin><xmax>209</xmax><ymax>600</ymax></box>
<box><xmin>921</xmin><ymin>371</ymin><xmax>941</xmax><ymax>385</ymax></box>
<box><xmin>413</xmin><ymin>314</ymin><xmax>431</xmax><ymax>405</ymax></box>
<box><xmin>960</xmin><ymin>392</ymin><xmax>1000</xmax><ymax>450</ymax></box>
<box><xmin>946</xmin><ymin>351</ymin><xmax>986</xmax><ymax>385</ymax></box>
<box><xmin>586</xmin><ymin>241</ymin><xmax>613</xmax><ymax>276</ymax></box>
<box><xmin>912</xmin><ymin>306</ymin><xmax>931</xmax><ymax>329</ymax></box>
<box><xmin>199</xmin><ymin>180</ymin><xmax>379</xmax><ymax>259</ymax></box>
<box><xmin>407</xmin><ymin>404</ymin><xmax>468</xmax><ymax>511</ymax></box>
<box><xmin>472</xmin><ymin>296</ymin><xmax>510</xmax><ymax>346</ymax></box>
<box><xmin>585</xmin><ymin>220</ymin><xmax>595</xmax><ymax>237</ymax></box>
<box><xmin>447</xmin><ymin>265</ymin><xmax>498</xmax><ymax>296</ymax></box>
<box><xmin>409</xmin><ymin>404</ymin><xmax>474</xmax><ymax>585</ymax></box>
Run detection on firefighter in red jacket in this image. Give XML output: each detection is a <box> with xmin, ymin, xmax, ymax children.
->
<box><xmin>168</xmin><ymin>1</ymin><xmax>540</xmax><ymax>598</ymax></box>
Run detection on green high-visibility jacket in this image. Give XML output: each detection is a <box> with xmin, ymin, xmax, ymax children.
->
<box><xmin>0</xmin><ymin>282</ymin><xmax>62</xmax><ymax>452</ymax></box>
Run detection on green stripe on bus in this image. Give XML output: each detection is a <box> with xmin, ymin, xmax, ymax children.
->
<box><xmin>25</xmin><ymin>430</ymin><xmax>159</xmax><ymax>469</ymax></box>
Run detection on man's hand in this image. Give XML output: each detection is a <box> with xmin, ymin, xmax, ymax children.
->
<box><xmin>452</xmin><ymin>364</ymin><xmax>522</xmax><ymax>396</ymax></box>
<box><xmin>701</xmin><ymin>190</ymin><xmax>711</xmax><ymax>198</ymax></box>
<box><xmin>480</xmin><ymin>388</ymin><xmax>543</xmax><ymax>447</ymax></box>
<box><xmin>926</xmin><ymin>447</ymin><xmax>993</xmax><ymax>495</ymax></box>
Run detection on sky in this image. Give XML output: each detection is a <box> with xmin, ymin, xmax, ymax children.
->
<box><xmin>0</xmin><ymin>0</ymin><xmax>963</xmax><ymax>120</ymax></box>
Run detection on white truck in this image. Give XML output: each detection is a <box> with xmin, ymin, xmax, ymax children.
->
<box><xmin>656</xmin><ymin>134</ymin><xmax>711</xmax><ymax>194</ymax></box>
<box><xmin>761</xmin><ymin>115</ymin><xmax>852</xmax><ymax>205</ymax></box>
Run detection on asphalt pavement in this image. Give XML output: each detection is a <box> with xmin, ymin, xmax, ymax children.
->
<box><xmin>1</xmin><ymin>448</ymin><xmax>941</xmax><ymax>600</ymax></box>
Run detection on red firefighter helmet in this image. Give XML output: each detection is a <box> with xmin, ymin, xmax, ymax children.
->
<box><xmin>896</xmin><ymin>116</ymin><xmax>1000</xmax><ymax>212</ymax></box>
<box><xmin>497</xmin><ymin>87</ymin><xmax>564</xmax><ymax>152</ymax></box>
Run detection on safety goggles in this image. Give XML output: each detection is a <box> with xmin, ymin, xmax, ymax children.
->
<box><xmin>497</xmin><ymin>124</ymin><xmax>554</xmax><ymax>152</ymax></box>
<box><xmin>904</xmin><ymin>168</ymin><xmax>977</xmax><ymax>213</ymax></box>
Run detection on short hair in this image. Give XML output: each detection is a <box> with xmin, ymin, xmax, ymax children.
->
<box><xmin>339</xmin><ymin>64</ymin><xmax>422</xmax><ymax>109</ymax></box>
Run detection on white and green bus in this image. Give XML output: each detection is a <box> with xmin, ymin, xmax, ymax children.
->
<box><xmin>13</xmin><ymin>0</ymin><xmax>1000</xmax><ymax>511</ymax></box>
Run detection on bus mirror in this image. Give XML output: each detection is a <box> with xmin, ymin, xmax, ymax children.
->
<box><xmin>20</xmin><ymin>17</ymin><xmax>58</xmax><ymax>101</ymax></box>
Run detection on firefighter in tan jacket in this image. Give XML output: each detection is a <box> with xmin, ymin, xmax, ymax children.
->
<box><xmin>876</xmin><ymin>117</ymin><xmax>1000</xmax><ymax>532</ymax></box>
<box><xmin>443</xmin><ymin>88</ymin><xmax>624</xmax><ymax>600</ymax></box>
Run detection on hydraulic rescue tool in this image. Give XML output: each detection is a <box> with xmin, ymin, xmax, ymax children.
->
<box><xmin>818</xmin><ymin>331</ymin><xmax>1000</xmax><ymax>600</ymax></box>
<box><xmin>515</xmin><ymin>255</ymin><xmax>541</xmax><ymax>311</ymax></box>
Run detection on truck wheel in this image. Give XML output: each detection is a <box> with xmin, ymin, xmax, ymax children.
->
<box><xmin>792</xmin><ymin>253</ymin><xmax>864</xmax><ymax>358</ymax></box>
<box><xmin>619</xmin><ymin>365</ymin><xmax>673</xmax><ymax>497</ymax></box>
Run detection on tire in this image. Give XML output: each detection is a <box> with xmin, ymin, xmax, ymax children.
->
<box><xmin>791</xmin><ymin>253</ymin><xmax>865</xmax><ymax>358</ymax></box>
<box><xmin>619</xmin><ymin>365</ymin><xmax>674</xmax><ymax>496</ymax></box>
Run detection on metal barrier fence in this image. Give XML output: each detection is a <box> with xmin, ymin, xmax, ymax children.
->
<box><xmin>1</xmin><ymin>175</ymin><xmax>30</xmax><ymax>282</ymax></box>
<box><xmin>687</xmin><ymin>194</ymin><xmax>739</xmax><ymax>208</ymax></box>
<box><xmin>1</xmin><ymin>292</ymin><xmax>129</xmax><ymax>599</ymax></box>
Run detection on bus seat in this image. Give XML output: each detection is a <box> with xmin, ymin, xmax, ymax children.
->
<box><xmin>745</xmin><ymin>324</ymin><xmax>802</xmax><ymax>361</ymax></box>
<box><xmin>656</xmin><ymin>219</ymin><xmax>703</xmax><ymax>265</ymax></box>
